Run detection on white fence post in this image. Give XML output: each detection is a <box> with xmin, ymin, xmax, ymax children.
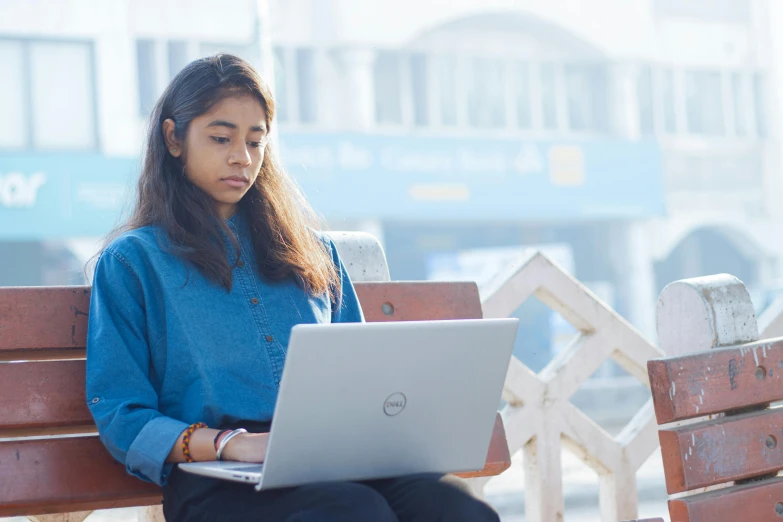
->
<box><xmin>481</xmin><ymin>250</ymin><xmax>664</xmax><ymax>521</ymax></box>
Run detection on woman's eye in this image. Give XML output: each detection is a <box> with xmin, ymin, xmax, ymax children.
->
<box><xmin>211</xmin><ymin>136</ymin><xmax>229</xmax><ymax>144</ymax></box>
<box><xmin>248</xmin><ymin>141</ymin><xmax>262</xmax><ymax>149</ymax></box>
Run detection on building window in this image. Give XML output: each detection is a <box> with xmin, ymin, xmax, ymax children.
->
<box><xmin>269</xmin><ymin>46</ymin><xmax>320</xmax><ymax>125</ymax></box>
<box><xmin>435</xmin><ymin>55</ymin><xmax>458</xmax><ymax>126</ymax></box>
<box><xmin>731</xmin><ymin>73</ymin><xmax>749</xmax><ymax>137</ymax></box>
<box><xmin>515</xmin><ymin>63</ymin><xmax>533</xmax><ymax>129</ymax></box>
<box><xmin>410</xmin><ymin>53</ymin><xmax>429</xmax><ymax>127</ymax></box>
<box><xmin>296</xmin><ymin>48</ymin><xmax>317</xmax><ymax>123</ymax></box>
<box><xmin>0</xmin><ymin>38</ymin><xmax>97</xmax><ymax>151</ymax></box>
<box><xmin>30</xmin><ymin>42</ymin><xmax>97</xmax><ymax>149</ymax></box>
<box><xmin>167</xmin><ymin>40</ymin><xmax>189</xmax><ymax>81</ymax></box>
<box><xmin>374</xmin><ymin>51</ymin><xmax>403</xmax><ymax>125</ymax></box>
<box><xmin>0</xmin><ymin>40</ymin><xmax>27</xmax><ymax>149</ymax></box>
<box><xmin>273</xmin><ymin>47</ymin><xmax>289</xmax><ymax>123</ymax></box>
<box><xmin>564</xmin><ymin>64</ymin><xmax>607</xmax><ymax>132</ymax></box>
<box><xmin>754</xmin><ymin>73</ymin><xmax>767</xmax><ymax>137</ymax></box>
<box><xmin>685</xmin><ymin>71</ymin><xmax>724</xmax><ymax>136</ymax></box>
<box><xmin>540</xmin><ymin>64</ymin><xmax>559</xmax><ymax>130</ymax></box>
<box><xmin>136</xmin><ymin>40</ymin><xmax>158</xmax><ymax>116</ymax></box>
<box><xmin>639</xmin><ymin>66</ymin><xmax>766</xmax><ymax>139</ymax></box>
<box><xmin>637</xmin><ymin>67</ymin><xmax>655</xmax><ymax>136</ymax></box>
<box><xmin>659</xmin><ymin>69</ymin><xmax>678</xmax><ymax>134</ymax></box>
<box><xmin>467</xmin><ymin>58</ymin><xmax>506</xmax><ymax>129</ymax></box>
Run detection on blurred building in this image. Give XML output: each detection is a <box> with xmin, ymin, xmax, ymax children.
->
<box><xmin>1</xmin><ymin>0</ymin><xmax>781</xmax><ymax>360</ymax></box>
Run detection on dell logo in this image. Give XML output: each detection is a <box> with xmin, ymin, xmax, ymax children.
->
<box><xmin>383</xmin><ymin>392</ymin><xmax>407</xmax><ymax>416</ymax></box>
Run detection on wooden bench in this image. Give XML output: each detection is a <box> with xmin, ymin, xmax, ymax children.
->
<box><xmin>0</xmin><ymin>281</ymin><xmax>512</xmax><ymax>519</ymax></box>
<box><xmin>647</xmin><ymin>274</ymin><xmax>783</xmax><ymax>522</ymax></box>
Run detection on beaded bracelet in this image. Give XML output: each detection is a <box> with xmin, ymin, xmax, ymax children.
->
<box><xmin>181</xmin><ymin>422</ymin><xmax>208</xmax><ymax>463</ymax></box>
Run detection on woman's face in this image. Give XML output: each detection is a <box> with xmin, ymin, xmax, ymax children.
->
<box><xmin>164</xmin><ymin>95</ymin><xmax>269</xmax><ymax>219</ymax></box>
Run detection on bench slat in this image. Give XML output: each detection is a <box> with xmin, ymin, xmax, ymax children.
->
<box><xmin>667</xmin><ymin>476</ymin><xmax>783</xmax><ymax>522</ymax></box>
<box><xmin>0</xmin><ymin>286</ymin><xmax>90</xmax><ymax>353</ymax></box>
<box><xmin>659</xmin><ymin>408</ymin><xmax>783</xmax><ymax>494</ymax></box>
<box><xmin>647</xmin><ymin>338</ymin><xmax>783</xmax><ymax>424</ymax></box>
<box><xmin>356</xmin><ymin>282</ymin><xmax>482</xmax><ymax>321</ymax></box>
<box><xmin>0</xmin><ymin>413</ymin><xmax>508</xmax><ymax>516</ymax></box>
<box><xmin>0</xmin><ymin>437</ymin><xmax>161</xmax><ymax>517</ymax></box>
<box><xmin>0</xmin><ymin>359</ymin><xmax>91</xmax><ymax>430</ymax></box>
<box><xmin>0</xmin><ymin>282</ymin><xmax>481</xmax><ymax>357</ymax></box>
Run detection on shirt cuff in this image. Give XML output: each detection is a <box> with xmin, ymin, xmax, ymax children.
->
<box><xmin>126</xmin><ymin>415</ymin><xmax>190</xmax><ymax>486</ymax></box>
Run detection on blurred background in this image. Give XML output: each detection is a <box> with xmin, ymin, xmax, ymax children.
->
<box><xmin>1</xmin><ymin>0</ymin><xmax>781</xmax><ymax>519</ymax></box>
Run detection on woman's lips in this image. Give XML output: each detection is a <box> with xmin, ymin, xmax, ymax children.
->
<box><xmin>221</xmin><ymin>177</ymin><xmax>249</xmax><ymax>188</ymax></box>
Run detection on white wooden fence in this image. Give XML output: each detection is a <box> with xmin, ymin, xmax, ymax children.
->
<box><xmin>474</xmin><ymin>250</ymin><xmax>664</xmax><ymax>522</ymax></box>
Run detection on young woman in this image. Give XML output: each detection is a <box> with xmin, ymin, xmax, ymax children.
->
<box><xmin>86</xmin><ymin>54</ymin><xmax>500</xmax><ymax>522</ymax></box>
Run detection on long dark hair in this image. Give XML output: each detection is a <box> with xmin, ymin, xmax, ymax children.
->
<box><xmin>106</xmin><ymin>53</ymin><xmax>338</xmax><ymax>299</ymax></box>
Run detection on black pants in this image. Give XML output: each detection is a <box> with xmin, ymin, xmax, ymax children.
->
<box><xmin>162</xmin><ymin>420</ymin><xmax>498</xmax><ymax>521</ymax></box>
<box><xmin>162</xmin><ymin>466</ymin><xmax>499</xmax><ymax>522</ymax></box>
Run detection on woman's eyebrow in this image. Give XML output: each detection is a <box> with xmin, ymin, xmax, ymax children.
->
<box><xmin>206</xmin><ymin>120</ymin><xmax>266</xmax><ymax>133</ymax></box>
<box><xmin>206</xmin><ymin>119</ymin><xmax>237</xmax><ymax>129</ymax></box>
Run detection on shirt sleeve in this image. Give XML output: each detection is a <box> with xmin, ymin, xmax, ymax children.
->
<box><xmin>327</xmin><ymin>237</ymin><xmax>365</xmax><ymax>324</ymax></box>
<box><xmin>86</xmin><ymin>249</ymin><xmax>189</xmax><ymax>486</ymax></box>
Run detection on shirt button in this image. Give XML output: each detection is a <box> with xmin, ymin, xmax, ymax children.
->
<box><xmin>266</xmin><ymin>335</ymin><xmax>274</xmax><ymax>342</ymax></box>
<box><xmin>91</xmin><ymin>397</ymin><xmax>100</xmax><ymax>404</ymax></box>
<box><xmin>237</xmin><ymin>259</ymin><xmax>245</xmax><ymax>268</ymax></box>
<box><xmin>250</xmin><ymin>298</ymin><xmax>259</xmax><ymax>305</ymax></box>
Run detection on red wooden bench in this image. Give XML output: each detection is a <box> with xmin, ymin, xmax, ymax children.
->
<box><xmin>0</xmin><ymin>282</ymin><xmax>511</xmax><ymax>518</ymax></box>
<box><xmin>648</xmin><ymin>337</ymin><xmax>783</xmax><ymax>522</ymax></box>
<box><xmin>646</xmin><ymin>274</ymin><xmax>783</xmax><ymax>522</ymax></box>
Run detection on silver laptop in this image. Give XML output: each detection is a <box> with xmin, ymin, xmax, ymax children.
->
<box><xmin>179</xmin><ymin>318</ymin><xmax>518</xmax><ymax>490</ymax></box>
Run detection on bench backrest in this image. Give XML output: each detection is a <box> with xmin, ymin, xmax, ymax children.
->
<box><xmin>0</xmin><ymin>281</ymin><xmax>508</xmax><ymax>517</ymax></box>
<box><xmin>648</xmin><ymin>340</ymin><xmax>783</xmax><ymax>521</ymax></box>
<box><xmin>648</xmin><ymin>275</ymin><xmax>783</xmax><ymax>522</ymax></box>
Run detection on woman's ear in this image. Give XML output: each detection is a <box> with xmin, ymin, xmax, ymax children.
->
<box><xmin>162</xmin><ymin>119</ymin><xmax>183</xmax><ymax>158</ymax></box>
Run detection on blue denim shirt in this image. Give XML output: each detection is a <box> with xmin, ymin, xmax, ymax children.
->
<box><xmin>85</xmin><ymin>214</ymin><xmax>364</xmax><ymax>486</ymax></box>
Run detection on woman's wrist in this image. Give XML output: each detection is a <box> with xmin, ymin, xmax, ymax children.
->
<box><xmin>168</xmin><ymin>426</ymin><xmax>221</xmax><ymax>463</ymax></box>
<box><xmin>219</xmin><ymin>431</ymin><xmax>248</xmax><ymax>461</ymax></box>
<box><xmin>221</xmin><ymin>432</ymin><xmax>268</xmax><ymax>462</ymax></box>
<box><xmin>215</xmin><ymin>428</ymin><xmax>247</xmax><ymax>460</ymax></box>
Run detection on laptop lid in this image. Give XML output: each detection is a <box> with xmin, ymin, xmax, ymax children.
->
<box><xmin>259</xmin><ymin>318</ymin><xmax>518</xmax><ymax>489</ymax></box>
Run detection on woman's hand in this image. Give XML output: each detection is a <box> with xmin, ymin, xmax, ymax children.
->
<box><xmin>221</xmin><ymin>432</ymin><xmax>269</xmax><ymax>463</ymax></box>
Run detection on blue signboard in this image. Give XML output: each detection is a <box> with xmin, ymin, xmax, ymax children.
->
<box><xmin>0</xmin><ymin>133</ymin><xmax>664</xmax><ymax>240</ymax></box>
<box><xmin>280</xmin><ymin>133</ymin><xmax>664</xmax><ymax>221</ymax></box>
<box><xmin>0</xmin><ymin>152</ymin><xmax>139</xmax><ymax>240</ymax></box>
